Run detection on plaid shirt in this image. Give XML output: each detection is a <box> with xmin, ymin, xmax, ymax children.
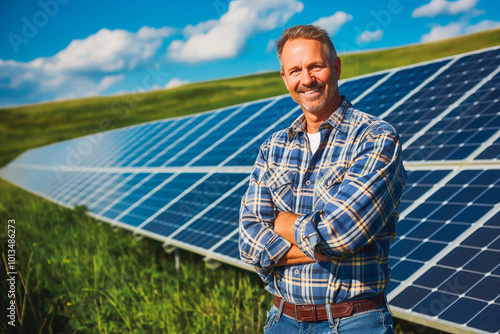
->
<box><xmin>239</xmin><ymin>97</ymin><xmax>407</xmax><ymax>305</ymax></box>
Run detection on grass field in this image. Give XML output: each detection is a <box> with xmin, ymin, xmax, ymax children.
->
<box><xmin>1</xmin><ymin>28</ymin><xmax>500</xmax><ymax>333</ymax></box>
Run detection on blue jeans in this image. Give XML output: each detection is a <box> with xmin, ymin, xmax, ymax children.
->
<box><xmin>263</xmin><ymin>303</ymin><xmax>394</xmax><ymax>334</ymax></box>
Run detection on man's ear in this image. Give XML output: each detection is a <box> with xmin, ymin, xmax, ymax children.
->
<box><xmin>280</xmin><ymin>71</ymin><xmax>290</xmax><ymax>91</ymax></box>
<box><xmin>334</xmin><ymin>57</ymin><xmax>341</xmax><ymax>80</ymax></box>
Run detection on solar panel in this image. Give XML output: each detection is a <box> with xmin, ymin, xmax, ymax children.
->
<box><xmin>338</xmin><ymin>72</ymin><xmax>388</xmax><ymax>101</ymax></box>
<box><xmin>2</xmin><ymin>45</ymin><xmax>499</xmax><ymax>333</ymax></box>
<box><xmin>389</xmin><ymin>177</ymin><xmax>500</xmax><ymax>333</ymax></box>
<box><xmin>354</xmin><ymin>59</ymin><xmax>452</xmax><ymax>117</ymax></box>
<box><xmin>385</xmin><ymin>48</ymin><xmax>500</xmax><ymax>147</ymax></box>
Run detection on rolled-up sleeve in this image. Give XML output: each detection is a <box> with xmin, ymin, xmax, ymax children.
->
<box><xmin>294</xmin><ymin>122</ymin><xmax>407</xmax><ymax>259</ymax></box>
<box><xmin>239</xmin><ymin>141</ymin><xmax>292</xmax><ymax>282</ymax></box>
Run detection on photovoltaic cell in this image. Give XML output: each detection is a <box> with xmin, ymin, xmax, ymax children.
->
<box><xmin>213</xmin><ymin>236</ymin><xmax>240</xmax><ymax>258</ymax></box>
<box><xmin>165</xmin><ymin>101</ymin><xmax>271</xmax><ymax>167</ymax></box>
<box><xmin>339</xmin><ymin>72</ymin><xmax>387</xmax><ymax>101</ymax></box>
<box><xmin>66</xmin><ymin>172</ymin><xmax>113</xmax><ymax>207</ymax></box>
<box><xmin>119</xmin><ymin>173</ymin><xmax>205</xmax><ymax>227</ymax></box>
<box><xmin>355</xmin><ymin>60</ymin><xmax>450</xmax><ymax>117</ymax></box>
<box><xmin>144</xmin><ymin>108</ymin><xmax>239</xmax><ymax>167</ymax></box>
<box><xmin>223</xmin><ymin>105</ymin><xmax>301</xmax><ymax>166</ymax></box>
<box><xmin>99</xmin><ymin>173</ymin><xmax>173</xmax><ymax>221</ymax></box>
<box><xmin>79</xmin><ymin>173</ymin><xmax>132</xmax><ymax>208</ymax></box>
<box><xmin>384</xmin><ymin>48</ymin><xmax>500</xmax><ymax>147</ymax></box>
<box><xmin>396</xmin><ymin>169</ymin><xmax>452</xmax><ymax>215</ymax></box>
<box><xmin>404</xmin><ymin>72</ymin><xmax>500</xmax><ymax>161</ymax></box>
<box><xmin>191</xmin><ymin>97</ymin><xmax>297</xmax><ymax>166</ymax></box>
<box><xmin>105</xmin><ymin>122</ymin><xmax>170</xmax><ymax>167</ymax></box>
<box><xmin>88</xmin><ymin>173</ymin><xmax>147</xmax><ymax>214</ymax></box>
<box><xmin>8</xmin><ymin>168</ymin><xmax>50</xmax><ymax>192</ymax></box>
<box><xmin>117</xmin><ymin>117</ymin><xmax>208</xmax><ymax>167</ymax></box>
<box><xmin>48</xmin><ymin>174</ymin><xmax>84</xmax><ymax>203</ymax></box>
<box><xmin>389</xmin><ymin>167</ymin><xmax>500</xmax><ymax>333</ymax></box>
<box><xmin>92</xmin><ymin>123</ymin><xmax>157</xmax><ymax>167</ymax></box>
<box><xmin>475</xmin><ymin>136</ymin><xmax>500</xmax><ymax>160</ymax></box>
<box><xmin>142</xmin><ymin>173</ymin><xmax>247</xmax><ymax>237</ymax></box>
<box><xmin>389</xmin><ymin>169</ymin><xmax>500</xmax><ymax>298</ymax></box>
<box><xmin>171</xmin><ymin>183</ymin><xmax>248</xmax><ymax>249</ymax></box>
<box><xmin>123</xmin><ymin>117</ymin><xmax>199</xmax><ymax>167</ymax></box>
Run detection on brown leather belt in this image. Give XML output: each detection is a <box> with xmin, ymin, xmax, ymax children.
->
<box><xmin>274</xmin><ymin>295</ymin><xmax>386</xmax><ymax>322</ymax></box>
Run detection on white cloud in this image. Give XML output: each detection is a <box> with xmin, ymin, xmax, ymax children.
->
<box><xmin>356</xmin><ymin>30</ymin><xmax>384</xmax><ymax>44</ymax></box>
<box><xmin>265</xmin><ymin>39</ymin><xmax>276</xmax><ymax>53</ymax></box>
<box><xmin>420</xmin><ymin>19</ymin><xmax>500</xmax><ymax>42</ymax></box>
<box><xmin>412</xmin><ymin>0</ymin><xmax>479</xmax><ymax>18</ymax></box>
<box><xmin>165</xmin><ymin>78</ymin><xmax>190</xmax><ymax>89</ymax></box>
<box><xmin>465</xmin><ymin>19</ymin><xmax>500</xmax><ymax>34</ymax></box>
<box><xmin>45</xmin><ymin>26</ymin><xmax>173</xmax><ymax>73</ymax></box>
<box><xmin>137</xmin><ymin>26</ymin><xmax>174</xmax><ymax>39</ymax></box>
<box><xmin>167</xmin><ymin>0</ymin><xmax>303</xmax><ymax>63</ymax></box>
<box><xmin>312</xmin><ymin>12</ymin><xmax>353</xmax><ymax>36</ymax></box>
<box><xmin>0</xmin><ymin>26</ymin><xmax>173</xmax><ymax>105</ymax></box>
<box><xmin>97</xmin><ymin>74</ymin><xmax>125</xmax><ymax>91</ymax></box>
<box><xmin>59</xmin><ymin>74</ymin><xmax>126</xmax><ymax>99</ymax></box>
<box><xmin>421</xmin><ymin>22</ymin><xmax>462</xmax><ymax>42</ymax></box>
<box><xmin>416</xmin><ymin>0</ymin><xmax>498</xmax><ymax>43</ymax></box>
<box><xmin>183</xmin><ymin>20</ymin><xmax>218</xmax><ymax>37</ymax></box>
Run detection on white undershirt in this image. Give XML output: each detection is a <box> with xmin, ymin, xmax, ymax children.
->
<box><xmin>307</xmin><ymin>132</ymin><xmax>321</xmax><ymax>155</ymax></box>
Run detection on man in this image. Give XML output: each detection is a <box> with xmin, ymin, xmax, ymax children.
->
<box><xmin>239</xmin><ymin>25</ymin><xmax>407</xmax><ymax>333</ymax></box>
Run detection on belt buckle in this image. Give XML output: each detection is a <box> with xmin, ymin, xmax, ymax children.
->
<box><xmin>294</xmin><ymin>304</ymin><xmax>302</xmax><ymax>322</ymax></box>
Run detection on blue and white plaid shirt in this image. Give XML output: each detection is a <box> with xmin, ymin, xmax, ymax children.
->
<box><xmin>239</xmin><ymin>97</ymin><xmax>407</xmax><ymax>305</ymax></box>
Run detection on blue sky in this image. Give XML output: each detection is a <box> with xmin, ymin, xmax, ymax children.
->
<box><xmin>1</xmin><ymin>0</ymin><xmax>499</xmax><ymax>107</ymax></box>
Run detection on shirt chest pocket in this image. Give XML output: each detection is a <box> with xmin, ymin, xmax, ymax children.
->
<box><xmin>262</xmin><ymin>168</ymin><xmax>296</xmax><ymax>213</ymax></box>
<box><xmin>314</xmin><ymin>165</ymin><xmax>347</xmax><ymax>208</ymax></box>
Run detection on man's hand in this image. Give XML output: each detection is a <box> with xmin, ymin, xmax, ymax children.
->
<box><xmin>274</xmin><ymin>211</ymin><xmax>329</xmax><ymax>265</ymax></box>
<box><xmin>276</xmin><ymin>245</ymin><xmax>316</xmax><ymax>266</ymax></box>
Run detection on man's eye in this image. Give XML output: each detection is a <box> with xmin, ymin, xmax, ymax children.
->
<box><xmin>290</xmin><ymin>70</ymin><xmax>301</xmax><ymax>76</ymax></box>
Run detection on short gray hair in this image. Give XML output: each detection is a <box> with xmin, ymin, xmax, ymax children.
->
<box><xmin>276</xmin><ymin>25</ymin><xmax>337</xmax><ymax>72</ymax></box>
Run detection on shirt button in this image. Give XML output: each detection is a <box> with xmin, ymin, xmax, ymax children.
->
<box><xmin>305</xmin><ymin>180</ymin><xmax>311</xmax><ymax>186</ymax></box>
<box><xmin>294</xmin><ymin>269</ymin><xmax>300</xmax><ymax>275</ymax></box>
<box><xmin>271</xmin><ymin>184</ymin><xmax>276</xmax><ymax>189</ymax></box>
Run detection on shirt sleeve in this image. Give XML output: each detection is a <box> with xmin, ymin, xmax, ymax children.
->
<box><xmin>294</xmin><ymin>121</ymin><xmax>407</xmax><ymax>259</ymax></box>
<box><xmin>238</xmin><ymin>140</ymin><xmax>292</xmax><ymax>282</ymax></box>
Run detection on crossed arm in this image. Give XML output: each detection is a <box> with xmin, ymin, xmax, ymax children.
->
<box><xmin>274</xmin><ymin>212</ymin><xmax>329</xmax><ymax>266</ymax></box>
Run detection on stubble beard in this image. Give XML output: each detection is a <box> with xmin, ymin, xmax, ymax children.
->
<box><xmin>298</xmin><ymin>86</ymin><xmax>329</xmax><ymax>113</ymax></box>
<box><xmin>301</xmin><ymin>95</ymin><xmax>327</xmax><ymax>113</ymax></box>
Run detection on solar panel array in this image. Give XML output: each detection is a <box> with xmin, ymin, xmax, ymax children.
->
<box><xmin>1</xmin><ymin>46</ymin><xmax>499</xmax><ymax>333</ymax></box>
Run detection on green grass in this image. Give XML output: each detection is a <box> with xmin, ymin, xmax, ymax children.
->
<box><xmin>1</xmin><ymin>28</ymin><xmax>499</xmax><ymax>167</ymax></box>
<box><xmin>2</xmin><ymin>29</ymin><xmax>499</xmax><ymax>333</ymax></box>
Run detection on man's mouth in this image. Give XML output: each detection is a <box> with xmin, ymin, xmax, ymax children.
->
<box><xmin>305</xmin><ymin>88</ymin><xmax>319</xmax><ymax>94</ymax></box>
<box><xmin>299</xmin><ymin>85</ymin><xmax>323</xmax><ymax>97</ymax></box>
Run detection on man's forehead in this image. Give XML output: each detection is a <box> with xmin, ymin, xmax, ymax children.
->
<box><xmin>282</xmin><ymin>38</ymin><xmax>327</xmax><ymax>68</ymax></box>
<box><xmin>283</xmin><ymin>38</ymin><xmax>324</xmax><ymax>51</ymax></box>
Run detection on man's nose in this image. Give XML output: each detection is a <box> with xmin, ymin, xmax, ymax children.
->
<box><xmin>301</xmin><ymin>69</ymin><xmax>315</xmax><ymax>86</ymax></box>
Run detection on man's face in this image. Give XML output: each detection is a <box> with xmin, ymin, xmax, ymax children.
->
<box><xmin>280</xmin><ymin>38</ymin><xmax>341</xmax><ymax>115</ymax></box>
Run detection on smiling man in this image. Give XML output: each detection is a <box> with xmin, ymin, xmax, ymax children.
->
<box><xmin>239</xmin><ymin>25</ymin><xmax>407</xmax><ymax>333</ymax></box>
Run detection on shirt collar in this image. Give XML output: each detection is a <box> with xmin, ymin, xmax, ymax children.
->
<box><xmin>288</xmin><ymin>95</ymin><xmax>351</xmax><ymax>139</ymax></box>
